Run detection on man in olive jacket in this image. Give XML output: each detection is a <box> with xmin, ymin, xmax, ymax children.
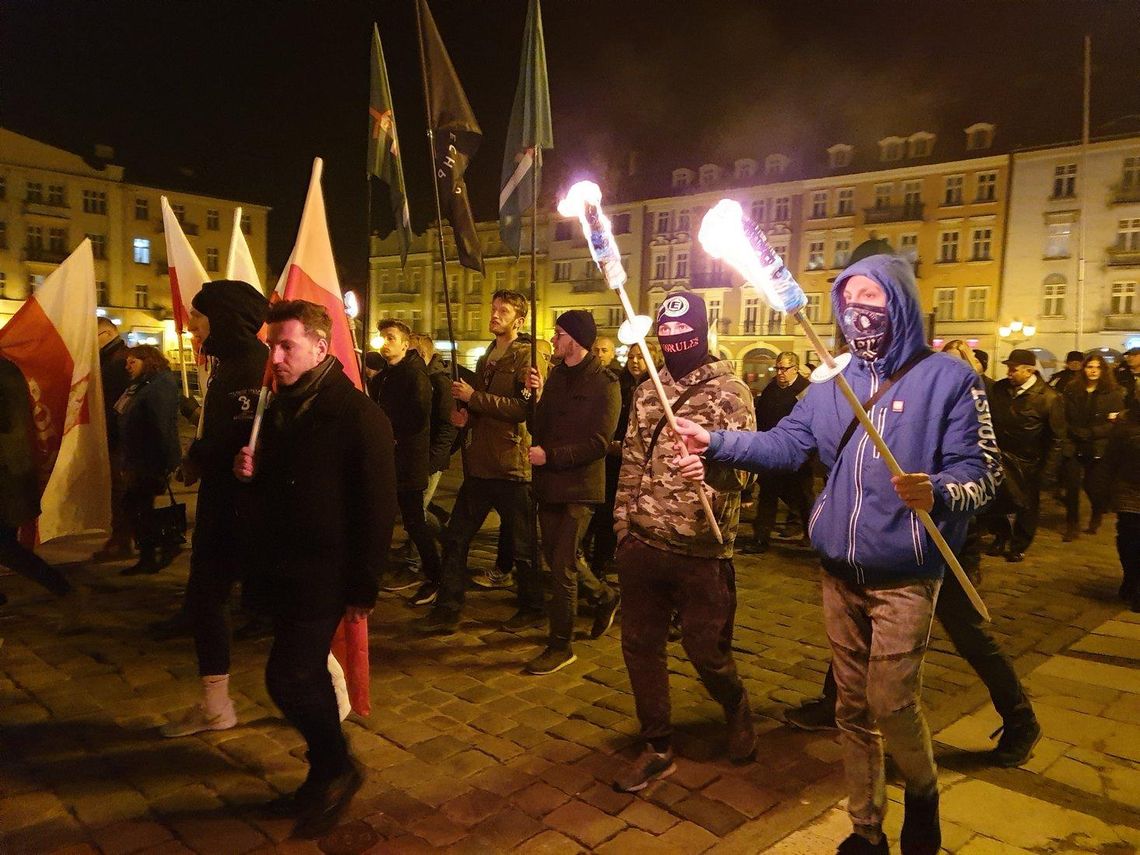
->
<box><xmin>415</xmin><ymin>289</ymin><xmax>540</xmax><ymax>634</ymax></box>
<box><xmin>524</xmin><ymin>310</ymin><xmax>621</xmax><ymax>676</ymax></box>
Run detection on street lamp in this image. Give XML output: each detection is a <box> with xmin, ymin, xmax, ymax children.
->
<box><xmin>998</xmin><ymin>318</ymin><xmax>1036</xmax><ymax>348</ymax></box>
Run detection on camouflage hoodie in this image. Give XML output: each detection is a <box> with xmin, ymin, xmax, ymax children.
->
<box><xmin>615</xmin><ymin>358</ymin><xmax>755</xmax><ymax>558</ymax></box>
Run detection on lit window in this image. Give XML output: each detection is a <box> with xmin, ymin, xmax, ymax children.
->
<box><xmin>1116</xmin><ymin>218</ymin><xmax>1140</xmax><ymax>251</ymax></box>
<box><xmin>1045</xmin><ymin>222</ymin><xmax>1072</xmax><ymax>258</ymax></box>
<box><xmin>966</xmin><ymin>287</ymin><xmax>989</xmax><ymax>321</ymax></box>
<box><xmin>804</xmin><ymin>293</ymin><xmax>822</xmax><ymax>323</ymax></box>
<box><xmin>1123</xmin><ymin>156</ymin><xmax>1140</xmax><ymax>190</ymax></box>
<box><xmin>1042</xmin><ymin>275</ymin><xmax>1067</xmax><ymax>316</ymax></box>
<box><xmin>133</xmin><ymin>238</ymin><xmax>150</xmax><ymax>264</ymax></box>
<box><xmin>903</xmin><ymin>180</ymin><xmax>922</xmax><ymax>208</ymax></box>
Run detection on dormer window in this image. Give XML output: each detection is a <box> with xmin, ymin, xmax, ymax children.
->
<box><xmin>699</xmin><ymin>163</ymin><xmax>722</xmax><ymax>187</ymax></box>
<box><xmin>734</xmin><ymin>158</ymin><xmax>757</xmax><ymax>181</ymax></box>
<box><xmin>828</xmin><ymin>144</ymin><xmax>853</xmax><ymax>169</ymax></box>
<box><xmin>879</xmin><ymin>137</ymin><xmax>905</xmax><ymax>162</ymax></box>
<box><xmin>908</xmin><ymin>132</ymin><xmax>935</xmax><ymax>158</ymax></box>
<box><xmin>764</xmin><ymin>153</ymin><xmax>789</xmax><ymax>176</ymax></box>
<box><xmin>672</xmin><ymin>168</ymin><xmax>695</xmax><ymax>190</ymax></box>
<box><xmin>965</xmin><ymin>123</ymin><xmax>995</xmax><ymax>151</ymax></box>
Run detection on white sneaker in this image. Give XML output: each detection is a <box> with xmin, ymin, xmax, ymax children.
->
<box><xmin>160</xmin><ymin>701</ymin><xmax>237</xmax><ymax>738</ymax></box>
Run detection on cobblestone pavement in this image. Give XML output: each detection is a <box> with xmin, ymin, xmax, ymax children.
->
<box><xmin>1</xmin><ymin>470</ymin><xmax>1137</xmax><ymax>854</ymax></box>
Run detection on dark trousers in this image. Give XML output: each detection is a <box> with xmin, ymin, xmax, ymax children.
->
<box><xmin>994</xmin><ymin>465</ymin><xmax>1043</xmax><ymax>553</ymax></box>
<box><xmin>398</xmin><ymin>489</ymin><xmax>441</xmax><ymax>584</ymax></box>
<box><xmin>1062</xmin><ymin>456</ymin><xmax>1110</xmax><ymax>526</ymax></box>
<box><xmin>186</xmin><ymin>555</ymin><xmax>241</xmax><ymax>677</ymax></box>
<box><xmin>266</xmin><ymin>614</ymin><xmax>348</xmax><ymax>782</ymax></box>
<box><xmin>617</xmin><ymin>537</ymin><xmax>746</xmax><ymax>743</ymax></box>
<box><xmin>820</xmin><ymin>566</ymin><xmax>1032</xmax><ymax>725</ymax></box>
<box><xmin>540</xmin><ymin>503</ymin><xmax>613</xmax><ymax>649</ymax></box>
<box><xmin>437</xmin><ymin>477</ymin><xmax>541</xmax><ymax>613</ymax></box>
<box><xmin>1119</xmin><ymin>512</ymin><xmax>1140</xmax><ymax>597</ymax></box>
<box><xmin>585</xmin><ymin>463</ymin><xmax>620</xmax><ymax>573</ymax></box>
<box><xmin>123</xmin><ymin>483</ymin><xmax>159</xmax><ymax>551</ymax></box>
<box><xmin>0</xmin><ymin>524</ymin><xmax>71</xmax><ymax>597</ymax></box>
<box><xmin>753</xmin><ymin>467</ymin><xmax>814</xmax><ymax>544</ymax></box>
<box><xmin>107</xmin><ymin>454</ymin><xmax>131</xmax><ymax>547</ymax></box>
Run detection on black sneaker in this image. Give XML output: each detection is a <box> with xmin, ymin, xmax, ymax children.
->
<box><xmin>501</xmin><ymin>608</ymin><xmax>544</xmax><ymax>632</ymax></box>
<box><xmin>291</xmin><ymin>760</ymin><xmax>365</xmax><ymax>839</ymax></box>
<box><xmin>409</xmin><ymin>582</ymin><xmax>438</xmax><ymax>607</ymax></box>
<box><xmin>836</xmin><ymin>832</ymin><xmax>889</xmax><ymax>854</ymax></box>
<box><xmin>738</xmin><ymin>540</ymin><xmax>769</xmax><ymax>555</ymax></box>
<box><xmin>784</xmin><ymin>697</ymin><xmax>837</xmax><ymax>731</ymax></box>
<box><xmin>590</xmin><ymin>594</ymin><xmax>620</xmax><ymax>639</ymax></box>
<box><xmin>899</xmin><ymin>789</ymin><xmax>940</xmax><ymax>855</ymax></box>
<box><xmin>990</xmin><ymin>717</ymin><xmax>1041</xmax><ymax>767</ymax></box>
<box><xmin>412</xmin><ymin>606</ymin><xmax>459</xmax><ymax>634</ymax></box>
<box><xmin>612</xmin><ymin>746</ymin><xmax>676</xmax><ymax>793</ymax></box>
<box><xmin>382</xmin><ymin>565</ymin><xmax>423</xmax><ymax>592</ymax></box>
<box><xmin>523</xmin><ymin>647</ymin><xmax>577</xmax><ymax>675</ymax></box>
<box><xmin>985</xmin><ymin>539</ymin><xmax>1008</xmax><ymax>557</ymax></box>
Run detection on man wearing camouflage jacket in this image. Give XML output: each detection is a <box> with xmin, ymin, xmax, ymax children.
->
<box><xmin>612</xmin><ymin>291</ymin><xmax>758</xmax><ymax>793</ymax></box>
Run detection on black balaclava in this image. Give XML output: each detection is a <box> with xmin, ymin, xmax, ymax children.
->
<box><xmin>656</xmin><ymin>291</ymin><xmax>708</xmax><ymax>380</ymax></box>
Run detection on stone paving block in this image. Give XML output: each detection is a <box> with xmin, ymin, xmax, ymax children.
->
<box><xmin>406</xmin><ymin>733</ymin><xmax>468</xmax><ymax>763</ymax></box>
<box><xmin>617</xmin><ymin>798</ymin><xmax>680</xmax><ymax>834</ymax></box>
<box><xmin>514</xmin><ymin>781</ymin><xmax>573</xmax><ymax>818</ymax></box>
<box><xmin>68</xmin><ymin>784</ymin><xmax>152</xmax><ymax>828</ymax></box>
<box><xmin>645</xmin><ymin>778</ymin><xmax>690</xmax><ymax>808</ymax></box>
<box><xmin>469</xmin><ymin>710</ymin><xmax>517</xmax><ymax>736</ymax></box>
<box><xmin>469</xmin><ymin>807</ymin><xmax>546</xmax><ymax>850</ymax></box>
<box><xmin>469</xmin><ymin>732</ymin><xmax>525</xmax><ymax>762</ymax></box>
<box><xmin>405</xmin><ymin>811</ymin><xmax>468</xmax><ymax>848</ymax></box>
<box><xmin>1036</xmin><ymin>655</ymin><xmax>1140</xmax><ymax>695</ymax></box>
<box><xmin>464</xmin><ymin>763</ymin><xmax>536</xmax><ymax>796</ymax></box>
<box><xmin>0</xmin><ymin>790</ymin><xmax>72</xmax><ymax>831</ymax></box>
<box><xmin>655</xmin><ymin>819</ymin><xmax>719</xmax><ymax>853</ymax></box>
<box><xmin>542</xmin><ymin>798</ymin><xmax>626</xmax><ymax>848</ymax></box>
<box><xmin>439</xmin><ymin>787</ymin><xmax>508</xmax><ymax>828</ymax></box>
<box><xmin>0</xmin><ymin>818</ymin><xmax>91</xmax><ymax>855</ymax></box>
<box><xmin>164</xmin><ymin>815</ymin><xmax>267</xmax><ymax>854</ymax></box>
<box><xmin>148</xmin><ymin>784</ymin><xmax>226</xmax><ymax>817</ymax></box>
<box><xmin>363</xmin><ymin>789</ymin><xmax>434</xmax><ymax>827</ymax></box>
<box><xmin>541</xmin><ymin>761</ymin><xmax>597</xmax><ymax>797</ymax></box>
<box><xmin>671</xmin><ymin>792</ymin><xmax>748</xmax><ymax>836</ymax></box>
<box><xmin>595</xmin><ymin>827</ymin><xmax>674</xmax><ymax>854</ymax></box>
<box><xmin>402</xmin><ymin>775</ymin><xmax>474</xmax><ymax>809</ymax></box>
<box><xmin>578</xmin><ymin>780</ymin><xmax>635</xmax><ymax>816</ymax></box>
<box><xmin>502</xmin><ymin>724</ymin><xmax>552</xmax><ymax>749</ymax></box>
<box><xmin>536</xmin><ymin>738</ymin><xmax>592</xmax><ymax>764</ymax></box>
<box><xmin>702</xmin><ymin>775</ymin><xmax>781</xmax><ymax>819</ymax></box>
<box><xmin>1042</xmin><ymin>754</ymin><xmax>1106</xmax><ymax>795</ymax></box>
<box><xmin>513</xmin><ymin>829</ymin><xmax>585</xmax><ymax>854</ymax></box>
<box><xmin>669</xmin><ymin>757</ymin><xmax>721</xmax><ymax>790</ymax></box>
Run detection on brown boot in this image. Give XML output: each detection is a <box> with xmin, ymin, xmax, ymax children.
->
<box><xmin>725</xmin><ymin>693</ymin><xmax>757</xmax><ymax>763</ymax></box>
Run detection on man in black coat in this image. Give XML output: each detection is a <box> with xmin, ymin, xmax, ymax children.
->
<box><xmin>988</xmin><ymin>349</ymin><xmax>1065</xmax><ymax>562</ymax></box>
<box><xmin>236</xmin><ymin>300</ymin><xmax>397</xmax><ymax>839</ymax></box>
<box><xmin>740</xmin><ymin>352</ymin><xmax>814</xmax><ymax>553</ymax></box>
<box><xmin>525</xmin><ymin>310</ymin><xmax>621</xmax><ymax>675</ymax></box>
<box><xmin>159</xmin><ymin>279</ymin><xmax>269</xmax><ymax>738</ymax></box>
<box><xmin>92</xmin><ymin>316</ymin><xmax>133</xmax><ymax>560</ymax></box>
<box><xmin>1048</xmin><ymin>350</ymin><xmax>1085</xmax><ymax>391</ymax></box>
<box><xmin>374</xmin><ymin>320</ymin><xmax>440</xmax><ymax>605</ymax></box>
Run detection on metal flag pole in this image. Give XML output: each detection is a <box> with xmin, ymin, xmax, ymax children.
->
<box><xmin>700</xmin><ymin>200</ymin><xmax>990</xmax><ymax>621</ymax></box>
<box><xmin>558</xmin><ymin>181</ymin><xmax>724</xmax><ymax>544</ymax></box>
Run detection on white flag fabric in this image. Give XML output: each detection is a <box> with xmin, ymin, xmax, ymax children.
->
<box><xmin>0</xmin><ymin>240</ymin><xmax>110</xmax><ymax>541</ymax></box>
<box><xmin>226</xmin><ymin>207</ymin><xmax>262</xmax><ymax>291</ymax></box>
<box><xmin>161</xmin><ymin>196</ymin><xmax>209</xmax><ymax>334</ymax></box>
<box><xmin>275</xmin><ymin>158</ymin><xmax>362</xmax><ymax>390</ymax></box>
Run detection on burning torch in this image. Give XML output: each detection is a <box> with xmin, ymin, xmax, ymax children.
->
<box><xmin>558</xmin><ymin>181</ymin><xmax>723</xmax><ymax>544</ymax></box>
<box><xmin>699</xmin><ymin>200</ymin><xmax>989</xmax><ymax>621</ymax></box>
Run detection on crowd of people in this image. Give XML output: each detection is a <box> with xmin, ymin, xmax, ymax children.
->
<box><xmin>1</xmin><ymin>238</ymin><xmax>1139</xmax><ymax>848</ymax></box>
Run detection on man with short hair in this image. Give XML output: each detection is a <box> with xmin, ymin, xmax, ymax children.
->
<box><xmin>591</xmin><ymin>335</ymin><xmax>621</xmax><ymax>375</ymax></box>
<box><xmin>1119</xmin><ymin>347</ymin><xmax>1140</xmax><ymax>403</ymax></box>
<box><xmin>1049</xmin><ymin>350</ymin><xmax>1085</xmax><ymax>390</ymax></box>
<box><xmin>525</xmin><ymin>310</ymin><xmax>621</xmax><ymax>675</ymax></box>
<box><xmin>235</xmin><ymin>300</ymin><xmax>396</xmax><ymax>839</ymax></box>
<box><xmin>91</xmin><ymin>316</ymin><xmax>133</xmax><ymax>560</ymax></box>
<box><xmin>612</xmin><ymin>291</ymin><xmax>758</xmax><ymax>793</ymax></box>
<box><xmin>677</xmin><ymin>254</ymin><xmax>1002</xmax><ymax>854</ymax></box>
<box><xmin>415</xmin><ymin>290</ymin><xmax>542</xmax><ymax>633</ymax></box>
<box><xmin>374</xmin><ymin>319</ymin><xmax>440</xmax><ymax>605</ymax></box>
<box><xmin>741</xmin><ymin>351</ymin><xmax>814</xmax><ymax>553</ymax></box>
<box><xmin>988</xmin><ymin>349</ymin><xmax>1065</xmax><ymax>562</ymax></box>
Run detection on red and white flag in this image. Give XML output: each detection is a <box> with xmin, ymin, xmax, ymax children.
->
<box><xmin>275</xmin><ymin>158</ymin><xmax>362</xmax><ymax>390</ymax></box>
<box><xmin>161</xmin><ymin>196</ymin><xmax>209</xmax><ymax>335</ymax></box>
<box><xmin>226</xmin><ymin>206</ymin><xmax>262</xmax><ymax>290</ymax></box>
<box><xmin>0</xmin><ymin>240</ymin><xmax>110</xmax><ymax>541</ymax></box>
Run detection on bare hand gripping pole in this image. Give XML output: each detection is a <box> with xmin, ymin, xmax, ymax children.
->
<box><xmin>700</xmin><ymin>200</ymin><xmax>989</xmax><ymax>621</ymax></box>
<box><xmin>558</xmin><ymin>181</ymin><xmax>723</xmax><ymax>544</ymax></box>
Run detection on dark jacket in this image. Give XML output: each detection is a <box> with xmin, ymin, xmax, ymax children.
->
<box><xmin>0</xmin><ymin>357</ymin><xmax>40</xmax><ymax>527</ymax></box>
<box><xmin>754</xmin><ymin>372</ymin><xmax>809</xmax><ymax>432</ymax></box>
<box><xmin>251</xmin><ymin>357</ymin><xmax>397</xmax><ymax>619</ymax></box>
<box><xmin>1061</xmin><ymin>383</ymin><xmax>1126</xmax><ymax>460</ymax></box>
<box><xmin>464</xmin><ymin>338</ymin><xmax>532</xmax><ymax>481</ymax></box>
<box><xmin>425</xmin><ymin>353</ymin><xmax>458</xmax><ymax>474</ymax></box>
<box><xmin>1048</xmin><ymin>367</ymin><xmax>1079</xmax><ymax>391</ymax></box>
<box><xmin>990</xmin><ymin>374</ymin><xmax>1066</xmax><ymax>467</ymax></box>
<box><xmin>707</xmin><ymin>254</ymin><xmax>1001</xmax><ymax>585</ymax></box>
<box><xmin>99</xmin><ymin>336</ymin><xmax>131</xmax><ymax>449</ymax></box>
<box><xmin>532</xmin><ymin>353</ymin><xmax>620</xmax><ymax>504</ymax></box>
<box><xmin>1105</xmin><ymin>405</ymin><xmax>1140</xmax><ymax>514</ymax></box>
<box><xmin>118</xmin><ymin>370</ymin><xmax>182</xmax><ymax>485</ymax></box>
<box><xmin>374</xmin><ymin>350</ymin><xmax>432</xmax><ymax>491</ymax></box>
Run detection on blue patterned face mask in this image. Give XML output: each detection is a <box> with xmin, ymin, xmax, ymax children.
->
<box><xmin>839</xmin><ymin>303</ymin><xmax>891</xmax><ymax>361</ymax></box>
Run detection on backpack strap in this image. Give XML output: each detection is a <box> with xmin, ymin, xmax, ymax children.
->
<box><xmin>644</xmin><ymin>376</ymin><xmax>717</xmax><ymax>463</ymax></box>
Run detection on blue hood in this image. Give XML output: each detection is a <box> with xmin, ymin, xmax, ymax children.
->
<box><xmin>832</xmin><ymin>254</ymin><xmax>926</xmax><ymax>376</ymax></box>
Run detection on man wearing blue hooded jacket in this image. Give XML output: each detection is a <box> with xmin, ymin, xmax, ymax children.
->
<box><xmin>676</xmin><ymin>253</ymin><xmax>1001</xmax><ymax>855</ymax></box>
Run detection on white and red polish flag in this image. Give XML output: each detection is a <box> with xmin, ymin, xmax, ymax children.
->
<box><xmin>226</xmin><ymin>206</ymin><xmax>262</xmax><ymax>290</ymax></box>
<box><xmin>275</xmin><ymin>157</ymin><xmax>362</xmax><ymax>391</ymax></box>
<box><xmin>0</xmin><ymin>239</ymin><xmax>110</xmax><ymax>542</ymax></box>
<box><xmin>161</xmin><ymin>196</ymin><xmax>209</xmax><ymax>335</ymax></box>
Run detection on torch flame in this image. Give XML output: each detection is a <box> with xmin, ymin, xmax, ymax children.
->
<box><xmin>698</xmin><ymin>200</ymin><xmax>790</xmax><ymax>312</ymax></box>
<box><xmin>557</xmin><ymin>180</ymin><xmax>602</xmax><ymax>218</ymax></box>
<box><xmin>557</xmin><ymin>179</ymin><xmax>626</xmax><ymax>290</ymax></box>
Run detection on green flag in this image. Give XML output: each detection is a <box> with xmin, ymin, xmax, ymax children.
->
<box><xmin>369</xmin><ymin>23</ymin><xmax>411</xmax><ymax>266</ymax></box>
<box><xmin>499</xmin><ymin>0</ymin><xmax>553</xmax><ymax>258</ymax></box>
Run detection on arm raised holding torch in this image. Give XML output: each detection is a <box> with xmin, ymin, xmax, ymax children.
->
<box><xmin>557</xmin><ymin>181</ymin><xmax>723</xmax><ymax>544</ymax></box>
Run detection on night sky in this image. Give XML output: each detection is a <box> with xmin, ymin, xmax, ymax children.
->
<box><xmin>3</xmin><ymin>1</ymin><xmax>1139</xmax><ymax>287</ymax></box>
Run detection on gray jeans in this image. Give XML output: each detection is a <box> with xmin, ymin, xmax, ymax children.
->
<box><xmin>821</xmin><ymin>572</ymin><xmax>941</xmax><ymax>842</ymax></box>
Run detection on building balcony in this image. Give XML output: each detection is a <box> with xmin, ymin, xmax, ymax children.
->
<box><xmin>1111</xmin><ymin>185</ymin><xmax>1140</xmax><ymax>205</ymax></box>
<box><xmin>1106</xmin><ymin>247</ymin><xmax>1140</xmax><ymax>267</ymax></box>
<box><xmin>569</xmin><ymin>278</ymin><xmax>607</xmax><ymax>293</ymax></box>
<box><xmin>863</xmin><ymin>202</ymin><xmax>924</xmax><ymax>224</ymax></box>
<box><xmin>22</xmin><ymin>200</ymin><xmax>70</xmax><ymax>219</ymax></box>
<box><xmin>1103</xmin><ymin>314</ymin><xmax>1138</xmax><ymax>331</ymax></box>
<box><xmin>22</xmin><ymin>246</ymin><xmax>68</xmax><ymax>264</ymax></box>
<box><xmin>690</xmin><ymin>271</ymin><xmax>734</xmax><ymax>289</ymax></box>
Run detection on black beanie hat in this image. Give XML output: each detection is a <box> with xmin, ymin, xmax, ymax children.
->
<box><xmin>556</xmin><ymin>309</ymin><xmax>597</xmax><ymax>350</ymax></box>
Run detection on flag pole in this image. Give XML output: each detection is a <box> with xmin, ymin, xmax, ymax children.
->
<box><xmin>363</xmin><ymin>175</ymin><xmax>374</xmax><ymax>371</ymax></box>
<box><xmin>415</xmin><ymin>0</ymin><xmax>459</xmax><ymax>381</ymax></box>
<box><xmin>528</xmin><ymin>58</ymin><xmax>541</xmax><ymax>606</ymax></box>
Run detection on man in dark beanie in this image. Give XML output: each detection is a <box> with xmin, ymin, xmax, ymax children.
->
<box><xmin>611</xmin><ymin>291</ymin><xmax>758</xmax><ymax>792</ymax></box>
<box><xmin>159</xmin><ymin>279</ymin><xmax>269</xmax><ymax>738</ymax></box>
<box><xmin>523</xmin><ymin>310</ymin><xmax>620</xmax><ymax>675</ymax></box>
<box><xmin>1049</xmin><ymin>350</ymin><xmax>1085</xmax><ymax>390</ymax></box>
